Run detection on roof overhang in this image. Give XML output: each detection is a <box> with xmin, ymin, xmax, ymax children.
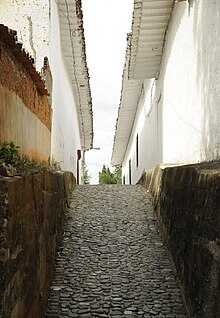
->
<box><xmin>58</xmin><ymin>0</ymin><xmax>93</xmax><ymax>150</ymax></box>
<box><xmin>111</xmin><ymin>34</ymin><xmax>143</xmax><ymax>166</ymax></box>
<box><xmin>111</xmin><ymin>0</ymin><xmax>174</xmax><ymax>165</ymax></box>
<box><xmin>129</xmin><ymin>0</ymin><xmax>174</xmax><ymax>80</ymax></box>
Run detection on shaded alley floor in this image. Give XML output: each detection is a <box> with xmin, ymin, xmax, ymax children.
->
<box><xmin>45</xmin><ymin>185</ymin><xmax>187</xmax><ymax>317</ymax></box>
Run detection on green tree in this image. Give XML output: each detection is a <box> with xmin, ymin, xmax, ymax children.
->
<box><xmin>113</xmin><ymin>165</ymin><xmax>122</xmax><ymax>184</ymax></box>
<box><xmin>83</xmin><ymin>164</ymin><xmax>91</xmax><ymax>184</ymax></box>
<box><xmin>98</xmin><ymin>165</ymin><xmax>122</xmax><ymax>185</ymax></box>
<box><xmin>99</xmin><ymin>165</ymin><xmax>115</xmax><ymax>184</ymax></box>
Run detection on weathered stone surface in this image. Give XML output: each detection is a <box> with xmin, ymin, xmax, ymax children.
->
<box><xmin>45</xmin><ymin>185</ymin><xmax>187</xmax><ymax>317</ymax></box>
<box><xmin>0</xmin><ymin>170</ymin><xmax>75</xmax><ymax>318</ymax></box>
<box><xmin>0</xmin><ymin>163</ymin><xmax>17</xmax><ymax>177</ymax></box>
<box><xmin>140</xmin><ymin>162</ymin><xmax>220</xmax><ymax>318</ymax></box>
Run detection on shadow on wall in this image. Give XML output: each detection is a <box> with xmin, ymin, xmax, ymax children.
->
<box><xmin>193</xmin><ymin>1</ymin><xmax>220</xmax><ymax>160</ymax></box>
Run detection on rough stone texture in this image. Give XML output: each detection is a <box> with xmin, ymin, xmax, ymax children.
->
<box><xmin>140</xmin><ymin>162</ymin><xmax>220</xmax><ymax>318</ymax></box>
<box><xmin>0</xmin><ymin>164</ymin><xmax>17</xmax><ymax>177</ymax></box>
<box><xmin>0</xmin><ymin>39</ymin><xmax>51</xmax><ymax>130</ymax></box>
<box><xmin>45</xmin><ymin>185</ymin><xmax>187</xmax><ymax>317</ymax></box>
<box><xmin>0</xmin><ymin>34</ymin><xmax>52</xmax><ymax>164</ymax></box>
<box><xmin>0</xmin><ymin>170</ymin><xmax>75</xmax><ymax>318</ymax></box>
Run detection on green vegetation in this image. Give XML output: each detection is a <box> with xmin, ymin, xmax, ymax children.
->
<box><xmin>83</xmin><ymin>164</ymin><xmax>91</xmax><ymax>184</ymax></box>
<box><xmin>0</xmin><ymin>141</ymin><xmax>46</xmax><ymax>174</ymax></box>
<box><xmin>113</xmin><ymin>166</ymin><xmax>122</xmax><ymax>184</ymax></box>
<box><xmin>0</xmin><ymin>141</ymin><xmax>20</xmax><ymax>165</ymax></box>
<box><xmin>15</xmin><ymin>156</ymin><xmax>43</xmax><ymax>174</ymax></box>
<box><xmin>99</xmin><ymin>165</ymin><xmax>122</xmax><ymax>184</ymax></box>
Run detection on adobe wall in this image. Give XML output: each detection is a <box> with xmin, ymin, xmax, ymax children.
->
<box><xmin>0</xmin><ymin>25</ymin><xmax>51</xmax><ymax>163</ymax></box>
<box><xmin>0</xmin><ymin>170</ymin><xmax>76</xmax><ymax>318</ymax></box>
<box><xmin>140</xmin><ymin>162</ymin><xmax>220</xmax><ymax>317</ymax></box>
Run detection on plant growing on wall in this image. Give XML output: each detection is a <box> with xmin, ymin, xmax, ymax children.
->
<box><xmin>0</xmin><ymin>141</ymin><xmax>45</xmax><ymax>175</ymax></box>
<box><xmin>0</xmin><ymin>141</ymin><xmax>20</xmax><ymax>165</ymax></box>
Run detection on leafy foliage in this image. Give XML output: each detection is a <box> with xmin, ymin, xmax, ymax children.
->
<box><xmin>113</xmin><ymin>166</ymin><xmax>122</xmax><ymax>184</ymax></box>
<box><xmin>0</xmin><ymin>141</ymin><xmax>20</xmax><ymax>164</ymax></box>
<box><xmin>83</xmin><ymin>164</ymin><xmax>91</xmax><ymax>184</ymax></box>
<box><xmin>0</xmin><ymin>141</ymin><xmax>46</xmax><ymax>174</ymax></box>
<box><xmin>99</xmin><ymin>165</ymin><xmax>122</xmax><ymax>184</ymax></box>
<box><xmin>15</xmin><ymin>156</ymin><xmax>45</xmax><ymax>174</ymax></box>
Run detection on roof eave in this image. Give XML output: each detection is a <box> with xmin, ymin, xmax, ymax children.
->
<box><xmin>111</xmin><ymin>34</ymin><xmax>143</xmax><ymax>165</ymax></box>
<box><xmin>58</xmin><ymin>0</ymin><xmax>93</xmax><ymax>151</ymax></box>
<box><xmin>128</xmin><ymin>0</ymin><xmax>175</xmax><ymax>80</ymax></box>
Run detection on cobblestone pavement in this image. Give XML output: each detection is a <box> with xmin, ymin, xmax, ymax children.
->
<box><xmin>45</xmin><ymin>185</ymin><xmax>188</xmax><ymax>317</ymax></box>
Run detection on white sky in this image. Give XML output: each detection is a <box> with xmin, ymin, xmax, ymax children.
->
<box><xmin>82</xmin><ymin>0</ymin><xmax>134</xmax><ymax>184</ymax></box>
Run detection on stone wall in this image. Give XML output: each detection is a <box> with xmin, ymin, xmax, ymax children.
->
<box><xmin>0</xmin><ymin>170</ymin><xmax>76</xmax><ymax>318</ymax></box>
<box><xmin>139</xmin><ymin>162</ymin><xmax>220</xmax><ymax>318</ymax></box>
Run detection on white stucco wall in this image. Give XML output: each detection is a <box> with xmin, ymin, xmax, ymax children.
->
<box><xmin>160</xmin><ymin>1</ymin><xmax>202</xmax><ymax>163</ymax></box>
<box><xmin>49</xmin><ymin>0</ymin><xmax>82</xmax><ymax>176</ymax></box>
<box><xmin>158</xmin><ymin>0</ymin><xmax>220</xmax><ymax>162</ymax></box>
<box><xmin>122</xmin><ymin>0</ymin><xmax>220</xmax><ymax>184</ymax></box>
<box><xmin>122</xmin><ymin>79</ymin><xmax>160</xmax><ymax>184</ymax></box>
<box><xmin>0</xmin><ymin>0</ymin><xmax>50</xmax><ymax>71</ymax></box>
<box><xmin>193</xmin><ymin>0</ymin><xmax>220</xmax><ymax>160</ymax></box>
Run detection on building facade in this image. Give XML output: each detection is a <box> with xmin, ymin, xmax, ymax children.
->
<box><xmin>0</xmin><ymin>0</ymin><xmax>93</xmax><ymax>181</ymax></box>
<box><xmin>112</xmin><ymin>0</ymin><xmax>220</xmax><ymax>184</ymax></box>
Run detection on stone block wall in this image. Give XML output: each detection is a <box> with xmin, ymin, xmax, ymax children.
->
<box><xmin>0</xmin><ymin>170</ymin><xmax>75</xmax><ymax>318</ymax></box>
<box><xmin>140</xmin><ymin>162</ymin><xmax>220</xmax><ymax>318</ymax></box>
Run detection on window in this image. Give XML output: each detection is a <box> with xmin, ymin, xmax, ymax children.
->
<box><xmin>123</xmin><ymin>175</ymin><xmax>125</xmax><ymax>185</ymax></box>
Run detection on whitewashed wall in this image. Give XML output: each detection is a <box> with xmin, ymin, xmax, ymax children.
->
<box><xmin>0</xmin><ymin>0</ymin><xmax>82</xmax><ymax>178</ymax></box>
<box><xmin>159</xmin><ymin>1</ymin><xmax>202</xmax><ymax>164</ymax></box>
<box><xmin>122</xmin><ymin>0</ymin><xmax>220</xmax><ymax>184</ymax></box>
<box><xmin>122</xmin><ymin>79</ymin><xmax>159</xmax><ymax>184</ymax></box>
<box><xmin>0</xmin><ymin>0</ymin><xmax>50</xmax><ymax>71</ymax></box>
<box><xmin>50</xmin><ymin>0</ymin><xmax>82</xmax><ymax>175</ymax></box>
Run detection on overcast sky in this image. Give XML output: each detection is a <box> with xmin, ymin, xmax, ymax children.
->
<box><xmin>82</xmin><ymin>0</ymin><xmax>134</xmax><ymax>184</ymax></box>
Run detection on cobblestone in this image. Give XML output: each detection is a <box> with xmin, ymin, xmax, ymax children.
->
<box><xmin>45</xmin><ymin>185</ymin><xmax>188</xmax><ymax>317</ymax></box>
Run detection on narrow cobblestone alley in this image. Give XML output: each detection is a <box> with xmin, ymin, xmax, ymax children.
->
<box><xmin>45</xmin><ymin>185</ymin><xmax>187</xmax><ymax>317</ymax></box>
